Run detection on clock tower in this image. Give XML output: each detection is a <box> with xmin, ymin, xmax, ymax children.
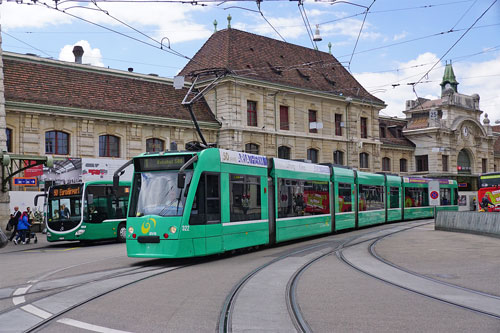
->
<box><xmin>440</xmin><ymin>61</ymin><xmax>459</xmax><ymax>96</ymax></box>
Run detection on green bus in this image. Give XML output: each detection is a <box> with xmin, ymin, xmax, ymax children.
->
<box><xmin>36</xmin><ymin>180</ymin><xmax>131</xmax><ymax>242</ymax></box>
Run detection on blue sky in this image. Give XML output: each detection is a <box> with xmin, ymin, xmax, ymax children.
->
<box><xmin>2</xmin><ymin>0</ymin><xmax>499</xmax><ymax>119</ymax></box>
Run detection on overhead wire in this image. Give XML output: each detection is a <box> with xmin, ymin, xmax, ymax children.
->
<box><xmin>2</xmin><ymin>31</ymin><xmax>53</xmax><ymax>58</ymax></box>
<box><xmin>346</xmin><ymin>0</ymin><xmax>375</xmax><ymax>71</ymax></box>
<box><xmin>256</xmin><ymin>0</ymin><xmax>287</xmax><ymax>42</ymax></box>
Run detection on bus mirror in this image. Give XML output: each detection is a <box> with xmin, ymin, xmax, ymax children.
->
<box><xmin>178</xmin><ymin>173</ymin><xmax>186</xmax><ymax>189</ymax></box>
<box><xmin>113</xmin><ymin>175</ymin><xmax>120</xmax><ymax>193</ymax></box>
<box><xmin>88</xmin><ymin>194</ymin><xmax>94</xmax><ymax>205</ymax></box>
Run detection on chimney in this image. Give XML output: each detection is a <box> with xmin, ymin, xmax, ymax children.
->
<box><xmin>128</xmin><ymin>68</ymin><xmax>134</xmax><ymax>72</ymax></box>
<box><xmin>72</xmin><ymin>46</ymin><xmax>84</xmax><ymax>64</ymax></box>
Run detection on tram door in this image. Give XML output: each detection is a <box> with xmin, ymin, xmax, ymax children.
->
<box><xmin>190</xmin><ymin>173</ymin><xmax>222</xmax><ymax>255</ymax></box>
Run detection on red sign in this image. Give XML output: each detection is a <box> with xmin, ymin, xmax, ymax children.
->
<box><xmin>430</xmin><ymin>191</ymin><xmax>439</xmax><ymax>199</ymax></box>
<box><xmin>23</xmin><ymin>161</ymin><xmax>43</xmax><ymax>177</ymax></box>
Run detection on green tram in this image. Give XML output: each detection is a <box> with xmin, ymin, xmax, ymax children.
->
<box><xmin>119</xmin><ymin>148</ymin><xmax>458</xmax><ymax>258</ymax></box>
<box><xmin>36</xmin><ymin>181</ymin><xmax>131</xmax><ymax>242</ymax></box>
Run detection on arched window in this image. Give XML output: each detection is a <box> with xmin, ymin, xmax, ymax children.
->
<box><xmin>278</xmin><ymin>146</ymin><xmax>291</xmax><ymax>159</ymax></box>
<box><xmin>245</xmin><ymin>143</ymin><xmax>259</xmax><ymax>155</ymax></box>
<box><xmin>359</xmin><ymin>152</ymin><xmax>369</xmax><ymax>168</ymax></box>
<box><xmin>333</xmin><ymin>150</ymin><xmax>344</xmax><ymax>165</ymax></box>
<box><xmin>99</xmin><ymin>135</ymin><xmax>120</xmax><ymax>157</ymax></box>
<box><xmin>400</xmin><ymin>158</ymin><xmax>408</xmax><ymax>172</ymax></box>
<box><xmin>6</xmin><ymin>128</ymin><xmax>12</xmax><ymax>152</ymax></box>
<box><xmin>307</xmin><ymin>148</ymin><xmax>318</xmax><ymax>163</ymax></box>
<box><xmin>45</xmin><ymin>131</ymin><xmax>69</xmax><ymax>155</ymax></box>
<box><xmin>457</xmin><ymin>149</ymin><xmax>472</xmax><ymax>174</ymax></box>
<box><xmin>146</xmin><ymin>138</ymin><xmax>165</xmax><ymax>153</ymax></box>
<box><xmin>382</xmin><ymin>157</ymin><xmax>391</xmax><ymax>171</ymax></box>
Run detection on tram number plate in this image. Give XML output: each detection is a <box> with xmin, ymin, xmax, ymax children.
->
<box><xmin>138</xmin><ymin>236</ymin><xmax>160</xmax><ymax>243</ymax></box>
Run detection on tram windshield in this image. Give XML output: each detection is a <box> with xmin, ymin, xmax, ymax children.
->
<box><xmin>129</xmin><ymin>171</ymin><xmax>193</xmax><ymax>217</ymax></box>
<box><xmin>47</xmin><ymin>184</ymin><xmax>83</xmax><ymax>231</ymax></box>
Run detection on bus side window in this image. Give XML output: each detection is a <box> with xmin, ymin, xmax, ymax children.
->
<box><xmin>87</xmin><ymin>185</ymin><xmax>109</xmax><ymax>223</ymax></box>
<box><xmin>190</xmin><ymin>173</ymin><xmax>220</xmax><ymax>225</ymax></box>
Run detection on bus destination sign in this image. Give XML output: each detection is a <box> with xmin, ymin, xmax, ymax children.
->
<box><xmin>138</xmin><ymin>156</ymin><xmax>190</xmax><ymax>171</ymax></box>
<box><xmin>52</xmin><ymin>185</ymin><xmax>82</xmax><ymax>197</ymax></box>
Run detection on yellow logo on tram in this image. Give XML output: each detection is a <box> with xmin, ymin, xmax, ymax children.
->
<box><xmin>141</xmin><ymin>218</ymin><xmax>157</xmax><ymax>234</ymax></box>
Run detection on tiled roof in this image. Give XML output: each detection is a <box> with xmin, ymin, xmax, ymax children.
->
<box><xmin>3</xmin><ymin>54</ymin><xmax>218</xmax><ymax>124</ymax></box>
<box><xmin>180</xmin><ymin>29</ymin><xmax>383</xmax><ymax>105</ymax></box>
<box><xmin>379</xmin><ymin>118</ymin><xmax>414</xmax><ymax>148</ymax></box>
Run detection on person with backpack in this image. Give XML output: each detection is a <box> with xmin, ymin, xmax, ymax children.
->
<box><xmin>13</xmin><ymin>211</ymin><xmax>31</xmax><ymax>245</ymax></box>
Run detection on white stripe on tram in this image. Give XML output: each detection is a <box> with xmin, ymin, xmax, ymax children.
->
<box><xmin>222</xmin><ymin>220</ymin><xmax>267</xmax><ymax>227</ymax></box>
<box><xmin>277</xmin><ymin>214</ymin><xmax>330</xmax><ymax>222</ymax></box>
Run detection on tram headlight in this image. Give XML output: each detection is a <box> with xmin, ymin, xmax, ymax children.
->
<box><xmin>169</xmin><ymin>226</ymin><xmax>177</xmax><ymax>234</ymax></box>
<box><xmin>128</xmin><ymin>227</ymin><xmax>134</xmax><ymax>234</ymax></box>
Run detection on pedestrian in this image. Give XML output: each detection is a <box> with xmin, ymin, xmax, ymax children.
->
<box><xmin>25</xmin><ymin>207</ymin><xmax>35</xmax><ymax>244</ymax></box>
<box><xmin>13</xmin><ymin>211</ymin><xmax>30</xmax><ymax>245</ymax></box>
<box><xmin>8</xmin><ymin>206</ymin><xmax>22</xmax><ymax>242</ymax></box>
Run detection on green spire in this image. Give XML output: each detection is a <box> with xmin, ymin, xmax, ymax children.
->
<box><xmin>440</xmin><ymin>61</ymin><xmax>459</xmax><ymax>94</ymax></box>
<box><xmin>214</xmin><ymin>20</ymin><xmax>218</xmax><ymax>32</ymax></box>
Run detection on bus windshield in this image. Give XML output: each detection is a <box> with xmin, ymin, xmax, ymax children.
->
<box><xmin>479</xmin><ymin>174</ymin><xmax>500</xmax><ymax>188</ymax></box>
<box><xmin>47</xmin><ymin>184</ymin><xmax>83</xmax><ymax>231</ymax></box>
<box><xmin>129</xmin><ymin>171</ymin><xmax>193</xmax><ymax>217</ymax></box>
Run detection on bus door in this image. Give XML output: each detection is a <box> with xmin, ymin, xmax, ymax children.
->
<box><xmin>189</xmin><ymin>173</ymin><xmax>222</xmax><ymax>255</ymax></box>
<box><xmin>86</xmin><ymin>185</ymin><xmax>115</xmax><ymax>238</ymax></box>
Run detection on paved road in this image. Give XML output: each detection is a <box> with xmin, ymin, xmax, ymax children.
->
<box><xmin>0</xmin><ymin>221</ymin><xmax>499</xmax><ymax>332</ymax></box>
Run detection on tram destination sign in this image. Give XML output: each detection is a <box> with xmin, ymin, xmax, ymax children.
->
<box><xmin>137</xmin><ymin>155</ymin><xmax>191</xmax><ymax>171</ymax></box>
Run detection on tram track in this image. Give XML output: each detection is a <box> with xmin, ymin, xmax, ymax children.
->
<box><xmin>219</xmin><ymin>221</ymin><xmax>430</xmax><ymax>333</ymax></box>
<box><xmin>337</xmin><ymin>224</ymin><xmax>500</xmax><ymax>321</ymax></box>
<box><xmin>0</xmin><ymin>255</ymin><xmax>199</xmax><ymax>332</ymax></box>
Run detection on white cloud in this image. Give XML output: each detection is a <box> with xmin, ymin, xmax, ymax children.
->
<box><xmin>2</xmin><ymin>2</ymin><xmax>211</xmax><ymax>44</ymax></box>
<box><xmin>393</xmin><ymin>31</ymin><xmax>407</xmax><ymax>41</ymax></box>
<box><xmin>2</xmin><ymin>2</ymin><xmax>72</xmax><ymax>29</ymax></box>
<box><xmin>321</xmin><ymin>19</ymin><xmax>382</xmax><ymax>40</ymax></box>
<box><xmin>354</xmin><ymin>53</ymin><xmax>500</xmax><ymax>122</ymax></box>
<box><xmin>59</xmin><ymin>40</ymin><xmax>104</xmax><ymax>67</ymax></box>
<box><xmin>251</xmin><ymin>16</ymin><xmax>306</xmax><ymax>40</ymax></box>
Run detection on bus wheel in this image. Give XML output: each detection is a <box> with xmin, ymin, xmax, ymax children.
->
<box><xmin>117</xmin><ymin>223</ymin><xmax>126</xmax><ymax>243</ymax></box>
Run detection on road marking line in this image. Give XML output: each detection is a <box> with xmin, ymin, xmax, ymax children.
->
<box><xmin>58</xmin><ymin>318</ymin><xmax>133</xmax><ymax>333</ymax></box>
<box><xmin>21</xmin><ymin>304</ymin><xmax>52</xmax><ymax>319</ymax></box>
<box><xmin>13</xmin><ymin>285</ymin><xmax>31</xmax><ymax>305</ymax></box>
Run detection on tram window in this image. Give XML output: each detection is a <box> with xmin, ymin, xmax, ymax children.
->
<box><xmin>358</xmin><ymin>184</ymin><xmax>384</xmax><ymax>211</ymax></box>
<box><xmin>440</xmin><ymin>188</ymin><xmax>451</xmax><ymax>206</ymax></box>
<box><xmin>338</xmin><ymin>183</ymin><xmax>352</xmax><ymax>213</ymax></box>
<box><xmin>278</xmin><ymin>178</ymin><xmax>330</xmax><ymax>218</ymax></box>
<box><xmin>229</xmin><ymin>174</ymin><xmax>261</xmax><ymax>222</ymax></box>
<box><xmin>390</xmin><ymin>187</ymin><xmax>400</xmax><ymax>209</ymax></box>
<box><xmin>404</xmin><ymin>187</ymin><xmax>429</xmax><ymax>207</ymax></box>
<box><xmin>190</xmin><ymin>173</ymin><xmax>221</xmax><ymax>225</ymax></box>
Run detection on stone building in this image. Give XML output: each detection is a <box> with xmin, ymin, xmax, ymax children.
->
<box><xmin>3</xmin><ymin>51</ymin><xmax>220</xmax><ymax>162</ymax></box>
<box><xmin>399</xmin><ymin>62</ymin><xmax>498</xmax><ymax>191</ymax></box>
<box><xmin>180</xmin><ymin>27</ymin><xmax>385</xmax><ymax>170</ymax></box>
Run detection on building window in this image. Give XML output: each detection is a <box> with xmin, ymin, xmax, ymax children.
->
<box><xmin>442</xmin><ymin>155</ymin><xmax>449</xmax><ymax>172</ymax></box>
<box><xmin>382</xmin><ymin>157</ymin><xmax>391</xmax><ymax>171</ymax></box>
<box><xmin>333</xmin><ymin>150</ymin><xmax>344</xmax><ymax>165</ymax></box>
<box><xmin>45</xmin><ymin>131</ymin><xmax>69</xmax><ymax>155</ymax></box>
<box><xmin>379</xmin><ymin>125</ymin><xmax>386</xmax><ymax>138</ymax></box>
<box><xmin>247</xmin><ymin>100</ymin><xmax>257</xmax><ymax>127</ymax></box>
<box><xmin>360</xmin><ymin>152</ymin><xmax>369</xmax><ymax>168</ymax></box>
<box><xmin>245</xmin><ymin>143</ymin><xmax>259</xmax><ymax>155</ymax></box>
<box><xmin>396</xmin><ymin>128</ymin><xmax>403</xmax><ymax>138</ymax></box>
<box><xmin>335</xmin><ymin>114</ymin><xmax>342</xmax><ymax>136</ymax></box>
<box><xmin>309</xmin><ymin>110</ymin><xmax>317</xmax><ymax>133</ymax></box>
<box><xmin>6</xmin><ymin>128</ymin><xmax>12</xmax><ymax>152</ymax></box>
<box><xmin>280</xmin><ymin>106</ymin><xmax>289</xmax><ymax>130</ymax></box>
<box><xmin>146</xmin><ymin>138</ymin><xmax>165</xmax><ymax>153</ymax></box>
<box><xmin>360</xmin><ymin>117</ymin><xmax>367</xmax><ymax>138</ymax></box>
<box><xmin>482</xmin><ymin>158</ymin><xmax>487</xmax><ymax>173</ymax></box>
<box><xmin>307</xmin><ymin>148</ymin><xmax>318</xmax><ymax>163</ymax></box>
<box><xmin>400</xmin><ymin>158</ymin><xmax>407</xmax><ymax>172</ymax></box>
<box><xmin>99</xmin><ymin>135</ymin><xmax>120</xmax><ymax>157</ymax></box>
<box><xmin>278</xmin><ymin>146</ymin><xmax>291</xmax><ymax>159</ymax></box>
<box><xmin>416</xmin><ymin>155</ymin><xmax>428</xmax><ymax>172</ymax></box>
